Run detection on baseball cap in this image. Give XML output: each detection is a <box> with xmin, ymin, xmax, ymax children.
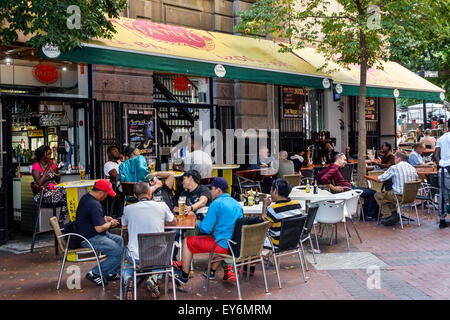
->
<box><xmin>207</xmin><ymin>177</ymin><xmax>228</xmax><ymax>192</ymax></box>
<box><xmin>94</xmin><ymin>179</ymin><xmax>116</xmax><ymax>197</ymax></box>
<box><xmin>124</xmin><ymin>145</ymin><xmax>137</xmax><ymax>157</ymax></box>
<box><xmin>184</xmin><ymin>170</ymin><xmax>201</xmax><ymax>184</ymax></box>
<box><xmin>145</xmin><ymin>173</ymin><xmax>156</xmax><ymax>183</ymax></box>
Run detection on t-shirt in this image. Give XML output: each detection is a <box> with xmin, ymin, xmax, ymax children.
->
<box><xmin>152</xmin><ymin>184</ymin><xmax>174</xmax><ymax>211</ymax></box>
<box><xmin>104</xmin><ymin>160</ymin><xmax>121</xmax><ymax>177</ymax></box>
<box><xmin>408</xmin><ymin>150</ymin><xmax>424</xmax><ymax>166</ymax></box>
<box><xmin>437</xmin><ymin>132</ymin><xmax>450</xmax><ymax>167</ymax></box>
<box><xmin>184</xmin><ymin>150</ymin><xmax>213</xmax><ymax>178</ymax></box>
<box><xmin>198</xmin><ymin>193</ymin><xmax>243</xmax><ymax>249</ymax></box>
<box><xmin>122</xmin><ymin>200</ymin><xmax>174</xmax><ymax>259</ymax></box>
<box><xmin>277</xmin><ymin>159</ymin><xmax>295</xmax><ymax>179</ymax></box>
<box><xmin>264</xmin><ymin>199</ymin><xmax>303</xmax><ymax>249</ymax></box>
<box><xmin>178</xmin><ymin>185</ymin><xmax>212</xmax><ymax>209</ymax></box>
<box><xmin>75</xmin><ymin>193</ymin><xmax>106</xmax><ymax>240</ymax></box>
<box><xmin>31</xmin><ymin>161</ymin><xmax>57</xmax><ymax>189</ymax></box>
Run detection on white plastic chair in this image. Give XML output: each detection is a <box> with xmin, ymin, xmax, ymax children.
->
<box><xmin>335</xmin><ymin>190</ymin><xmax>363</xmax><ymax>244</ymax></box>
<box><xmin>314</xmin><ymin>200</ymin><xmax>350</xmax><ymax>250</ymax></box>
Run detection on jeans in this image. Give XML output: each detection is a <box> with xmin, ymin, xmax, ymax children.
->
<box><xmin>81</xmin><ymin>232</ymin><xmax>123</xmax><ymax>277</ymax></box>
<box><xmin>351</xmin><ymin>186</ymin><xmax>379</xmax><ymax>218</ymax></box>
<box><xmin>439</xmin><ymin>169</ymin><xmax>450</xmax><ymax>220</ymax></box>
<box><xmin>123</xmin><ymin>247</ymin><xmax>164</xmax><ymax>283</ymax></box>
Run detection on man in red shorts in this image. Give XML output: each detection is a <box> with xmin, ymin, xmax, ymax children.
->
<box><xmin>173</xmin><ymin>177</ymin><xmax>243</xmax><ymax>285</ymax></box>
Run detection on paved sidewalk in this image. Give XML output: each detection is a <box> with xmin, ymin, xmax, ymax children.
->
<box><xmin>1</xmin><ymin>210</ymin><xmax>449</xmax><ymax>300</ymax></box>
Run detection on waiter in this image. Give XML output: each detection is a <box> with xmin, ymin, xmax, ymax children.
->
<box><xmin>435</xmin><ymin>126</ymin><xmax>450</xmax><ymax>229</ymax></box>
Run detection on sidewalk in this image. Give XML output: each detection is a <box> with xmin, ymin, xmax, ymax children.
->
<box><xmin>1</xmin><ymin>209</ymin><xmax>449</xmax><ymax>300</ymax></box>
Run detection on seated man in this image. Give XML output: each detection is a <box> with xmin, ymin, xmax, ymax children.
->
<box><xmin>146</xmin><ymin>171</ymin><xmax>176</xmax><ymax>210</ymax></box>
<box><xmin>277</xmin><ymin>150</ymin><xmax>295</xmax><ymax>179</ymax></box>
<box><xmin>172</xmin><ymin>177</ymin><xmax>243</xmax><ymax>285</ymax></box>
<box><xmin>75</xmin><ymin>179</ymin><xmax>123</xmax><ymax>286</ymax></box>
<box><xmin>315</xmin><ymin>142</ymin><xmax>338</xmax><ymax>165</ymax></box>
<box><xmin>408</xmin><ymin>143</ymin><xmax>434</xmax><ymax>166</ymax></box>
<box><xmin>368</xmin><ymin>142</ymin><xmax>395</xmax><ymax>170</ymax></box>
<box><xmin>262</xmin><ymin>179</ymin><xmax>303</xmax><ymax>250</ymax></box>
<box><xmin>317</xmin><ymin>153</ymin><xmax>379</xmax><ymax>219</ymax></box>
<box><xmin>121</xmin><ymin>182</ymin><xmax>176</xmax><ymax>299</ymax></box>
<box><xmin>290</xmin><ymin>148</ymin><xmax>312</xmax><ymax>172</ymax></box>
<box><xmin>251</xmin><ymin>146</ymin><xmax>276</xmax><ymax>193</ymax></box>
<box><xmin>118</xmin><ymin>145</ymin><xmax>150</xmax><ymax>182</ymax></box>
<box><xmin>374</xmin><ymin>151</ymin><xmax>419</xmax><ymax>226</ymax></box>
<box><xmin>104</xmin><ymin>145</ymin><xmax>125</xmax><ymax>181</ymax></box>
<box><xmin>421</xmin><ymin>129</ymin><xmax>437</xmax><ymax>148</ymax></box>
<box><xmin>175</xmin><ymin>170</ymin><xmax>212</xmax><ymax>218</ymax></box>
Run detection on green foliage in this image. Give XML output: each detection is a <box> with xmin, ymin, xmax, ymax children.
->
<box><xmin>0</xmin><ymin>0</ymin><xmax>128</xmax><ymax>52</ymax></box>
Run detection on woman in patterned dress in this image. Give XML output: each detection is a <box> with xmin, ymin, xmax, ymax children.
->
<box><xmin>31</xmin><ymin>145</ymin><xmax>68</xmax><ymax>219</ymax></box>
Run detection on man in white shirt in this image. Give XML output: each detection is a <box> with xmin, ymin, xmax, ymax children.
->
<box><xmin>435</xmin><ymin>129</ymin><xmax>450</xmax><ymax>228</ymax></box>
<box><xmin>374</xmin><ymin>151</ymin><xmax>418</xmax><ymax>226</ymax></box>
<box><xmin>121</xmin><ymin>182</ymin><xmax>177</xmax><ymax>299</ymax></box>
<box><xmin>103</xmin><ymin>146</ymin><xmax>124</xmax><ymax>181</ymax></box>
<box><xmin>183</xmin><ymin>133</ymin><xmax>213</xmax><ymax>178</ymax></box>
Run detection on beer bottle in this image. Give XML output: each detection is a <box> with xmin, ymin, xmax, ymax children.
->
<box><xmin>248</xmin><ymin>188</ymin><xmax>255</xmax><ymax>206</ymax></box>
<box><xmin>255</xmin><ymin>188</ymin><xmax>260</xmax><ymax>205</ymax></box>
<box><xmin>243</xmin><ymin>190</ymin><xmax>248</xmax><ymax>206</ymax></box>
<box><xmin>305</xmin><ymin>179</ymin><xmax>311</xmax><ymax>193</ymax></box>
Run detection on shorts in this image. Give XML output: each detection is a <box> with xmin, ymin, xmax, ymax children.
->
<box><xmin>186</xmin><ymin>236</ymin><xmax>229</xmax><ymax>254</ymax></box>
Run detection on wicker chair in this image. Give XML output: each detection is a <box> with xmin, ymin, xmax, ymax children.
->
<box><xmin>269</xmin><ymin>215</ymin><xmax>308</xmax><ymax>288</ymax></box>
<box><xmin>377</xmin><ymin>180</ymin><xmax>422</xmax><ymax>229</ymax></box>
<box><xmin>50</xmin><ymin>217</ymin><xmax>106</xmax><ymax>290</ymax></box>
<box><xmin>367</xmin><ymin>170</ymin><xmax>385</xmax><ymax>192</ymax></box>
<box><xmin>283</xmin><ymin>174</ymin><xmax>302</xmax><ymax>188</ymax></box>
<box><xmin>119</xmin><ymin>231</ymin><xmax>177</xmax><ymax>300</ymax></box>
<box><xmin>204</xmin><ymin>221</ymin><xmax>271</xmax><ymax>300</ymax></box>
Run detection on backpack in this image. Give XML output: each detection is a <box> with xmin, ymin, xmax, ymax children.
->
<box><xmin>228</xmin><ymin>216</ymin><xmax>264</xmax><ymax>257</ymax></box>
<box><xmin>62</xmin><ymin>221</ymin><xmax>82</xmax><ymax>249</ymax></box>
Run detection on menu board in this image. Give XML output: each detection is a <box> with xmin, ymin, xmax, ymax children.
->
<box><xmin>282</xmin><ymin>87</ymin><xmax>306</xmax><ymax>119</ymax></box>
<box><xmin>127</xmin><ymin>108</ymin><xmax>156</xmax><ymax>157</ymax></box>
<box><xmin>364</xmin><ymin>97</ymin><xmax>377</xmax><ymax>120</ymax></box>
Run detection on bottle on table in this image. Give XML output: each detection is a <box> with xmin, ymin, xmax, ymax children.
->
<box><xmin>305</xmin><ymin>179</ymin><xmax>311</xmax><ymax>193</ymax></box>
<box><xmin>243</xmin><ymin>190</ymin><xmax>248</xmax><ymax>206</ymax></box>
<box><xmin>248</xmin><ymin>188</ymin><xmax>255</xmax><ymax>206</ymax></box>
<box><xmin>313</xmin><ymin>180</ymin><xmax>318</xmax><ymax>194</ymax></box>
<box><xmin>255</xmin><ymin>188</ymin><xmax>260</xmax><ymax>205</ymax></box>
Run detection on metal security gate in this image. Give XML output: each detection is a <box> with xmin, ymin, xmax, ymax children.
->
<box><xmin>0</xmin><ymin>96</ymin><xmax>12</xmax><ymax>244</ymax></box>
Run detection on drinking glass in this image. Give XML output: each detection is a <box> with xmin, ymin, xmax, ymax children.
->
<box><xmin>178</xmin><ymin>196</ymin><xmax>186</xmax><ymax>221</ymax></box>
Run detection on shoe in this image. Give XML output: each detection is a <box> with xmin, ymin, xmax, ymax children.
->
<box><xmin>145</xmin><ymin>277</ymin><xmax>160</xmax><ymax>298</ymax></box>
<box><xmin>86</xmin><ymin>271</ymin><xmax>106</xmax><ymax>286</ymax></box>
<box><xmin>124</xmin><ymin>278</ymin><xmax>133</xmax><ymax>300</ymax></box>
<box><xmin>222</xmin><ymin>265</ymin><xmax>236</xmax><ymax>283</ymax></box>
<box><xmin>439</xmin><ymin>220</ymin><xmax>448</xmax><ymax>229</ymax></box>
<box><xmin>202</xmin><ymin>269</ymin><xmax>216</xmax><ymax>280</ymax></box>
<box><xmin>106</xmin><ymin>273</ymin><xmax>120</xmax><ymax>281</ymax></box>
<box><xmin>242</xmin><ymin>265</ymin><xmax>255</xmax><ymax>276</ymax></box>
<box><xmin>383</xmin><ymin>214</ymin><xmax>400</xmax><ymax>226</ymax></box>
<box><xmin>172</xmin><ymin>268</ymin><xmax>189</xmax><ymax>285</ymax></box>
<box><xmin>172</xmin><ymin>260</ymin><xmax>182</xmax><ymax>270</ymax></box>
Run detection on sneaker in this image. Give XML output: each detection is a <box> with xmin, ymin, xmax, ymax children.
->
<box><xmin>222</xmin><ymin>265</ymin><xmax>236</xmax><ymax>283</ymax></box>
<box><xmin>124</xmin><ymin>278</ymin><xmax>133</xmax><ymax>300</ymax></box>
<box><xmin>172</xmin><ymin>268</ymin><xmax>189</xmax><ymax>285</ymax></box>
<box><xmin>383</xmin><ymin>214</ymin><xmax>400</xmax><ymax>226</ymax></box>
<box><xmin>106</xmin><ymin>273</ymin><xmax>121</xmax><ymax>281</ymax></box>
<box><xmin>202</xmin><ymin>269</ymin><xmax>216</xmax><ymax>280</ymax></box>
<box><xmin>145</xmin><ymin>277</ymin><xmax>160</xmax><ymax>298</ymax></box>
<box><xmin>172</xmin><ymin>260</ymin><xmax>182</xmax><ymax>270</ymax></box>
<box><xmin>86</xmin><ymin>271</ymin><xmax>106</xmax><ymax>286</ymax></box>
<box><xmin>439</xmin><ymin>220</ymin><xmax>448</xmax><ymax>229</ymax></box>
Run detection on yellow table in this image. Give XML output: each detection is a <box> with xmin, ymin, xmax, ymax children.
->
<box><xmin>212</xmin><ymin>164</ymin><xmax>240</xmax><ymax>187</ymax></box>
<box><xmin>55</xmin><ymin>179</ymin><xmax>99</xmax><ymax>221</ymax></box>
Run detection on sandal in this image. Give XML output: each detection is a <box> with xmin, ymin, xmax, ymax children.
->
<box><xmin>124</xmin><ymin>278</ymin><xmax>133</xmax><ymax>300</ymax></box>
<box><xmin>145</xmin><ymin>277</ymin><xmax>160</xmax><ymax>298</ymax></box>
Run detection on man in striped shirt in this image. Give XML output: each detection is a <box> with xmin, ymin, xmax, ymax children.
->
<box><xmin>374</xmin><ymin>151</ymin><xmax>418</xmax><ymax>226</ymax></box>
<box><xmin>262</xmin><ymin>179</ymin><xmax>303</xmax><ymax>250</ymax></box>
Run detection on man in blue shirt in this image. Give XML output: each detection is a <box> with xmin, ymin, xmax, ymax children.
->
<box><xmin>408</xmin><ymin>143</ymin><xmax>434</xmax><ymax>166</ymax></box>
<box><xmin>173</xmin><ymin>177</ymin><xmax>243</xmax><ymax>285</ymax></box>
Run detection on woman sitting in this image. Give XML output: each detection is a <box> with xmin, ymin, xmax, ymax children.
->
<box><xmin>31</xmin><ymin>145</ymin><xmax>67</xmax><ymax>219</ymax></box>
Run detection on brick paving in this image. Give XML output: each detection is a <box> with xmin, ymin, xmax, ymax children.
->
<box><xmin>0</xmin><ymin>208</ymin><xmax>449</xmax><ymax>300</ymax></box>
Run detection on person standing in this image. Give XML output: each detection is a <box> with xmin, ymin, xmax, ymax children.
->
<box><xmin>75</xmin><ymin>179</ymin><xmax>123</xmax><ymax>286</ymax></box>
<box><xmin>119</xmin><ymin>145</ymin><xmax>151</xmax><ymax>182</ymax></box>
<box><xmin>435</xmin><ymin>128</ymin><xmax>450</xmax><ymax>229</ymax></box>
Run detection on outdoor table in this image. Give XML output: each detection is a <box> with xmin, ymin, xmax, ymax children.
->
<box><xmin>289</xmin><ymin>186</ymin><xmax>336</xmax><ymax>210</ymax></box>
<box><xmin>55</xmin><ymin>179</ymin><xmax>99</xmax><ymax>221</ymax></box>
<box><xmin>165</xmin><ymin>213</ymin><xmax>196</xmax><ymax>260</ymax></box>
<box><xmin>239</xmin><ymin>202</ymin><xmax>263</xmax><ymax>216</ymax></box>
<box><xmin>422</xmin><ymin>148</ymin><xmax>435</xmax><ymax>156</ymax></box>
<box><xmin>212</xmin><ymin>164</ymin><xmax>240</xmax><ymax>187</ymax></box>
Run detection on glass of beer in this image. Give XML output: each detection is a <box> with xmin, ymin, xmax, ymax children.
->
<box><xmin>79</xmin><ymin>163</ymin><xmax>86</xmax><ymax>181</ymax></box>
<box><xmin>178</xmin><ymin>196</ymin><xmax>186</xmax><ymax>221</ymax></box>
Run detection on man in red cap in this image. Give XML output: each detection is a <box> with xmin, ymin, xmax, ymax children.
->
<box><xmin>75</xmin><ymin>179</ymin><xmax>123</xmax><ymax>286</ymax></box>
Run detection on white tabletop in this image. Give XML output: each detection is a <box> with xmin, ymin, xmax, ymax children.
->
<box><xmin>289</xmin><ymin>186</ymin><xmax>336</xmax><ymax>202</ymax></box>
<box><xmin>212</xmin><ymin>164</ymin><xmax>240</xmax><ymax>170</ymax></box>
<box><xmin>239</xmin><ymin>202</ymin><xmax>263</xmax><ymax>215</ymax></box>
<box><xmin>55</xmin><ymin>179</ymin><xmax>98</xmax><ymax>189</ymax></box>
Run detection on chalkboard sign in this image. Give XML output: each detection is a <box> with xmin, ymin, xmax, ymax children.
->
<box><xmin>127</xmin><ymin>108</ymin><xmax>157</xmax><ymax>158</ymax></box>
<box><xmin>282</xmin><ymin>87</ymin><xmax>306</xmax><ymax>119</ymax></box>
<box><xmin>364</xmin><ymin>97</ymin><xmax>377</xmax><ymax>120</ymax></box>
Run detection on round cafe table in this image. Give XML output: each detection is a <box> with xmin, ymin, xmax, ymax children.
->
<box><xmin>55</xmin><ymin>179</ymin><xmax>99</xmax><ymax>221</ymax></box>
<box><xmin>212</xmin><ymin>164</ymin><xmax>240</xmax><ymax>187</ymax></box>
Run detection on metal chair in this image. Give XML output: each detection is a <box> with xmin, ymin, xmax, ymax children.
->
<box><xmin>339</xmin><ymin>163</ymin><xmax>355</xmax><ymax>183</ymax></box>
<box><xmin>119</xmin><ymin>231</ymin><xmax>177</xmax><ymax>300</ymax></box>
<box><xmin>314</xmin><ymin>200</ymin><xmax>350</xmax><ymax>250</ymax></box>
<box><xmin>30</xmin><ymin>182</ymin><xmax>65</xmax><ymax>254</ymax></box>
<box><xmin>377</xmin><ymin>180</ymin><xmax>422</xmax><ymax>229</ymax></box>
<box><xmin>283</xmin><ymin>174</ymin><xmax>302</xmax><ymax>188</ymax></box>
<box><xmin>49</xmin><ymin>217</ymin><xmax>106</xmax><ymax>290</ymax></box>
<box><xmin>416</xmin><ymin>173</ymin><xmax>439</xmax><ymax>218</ymax></box>
<box><xmin>300</xmin><ymin>169</ymin><xmax>314</xmax><ymax>183</ymax></box>
<box><xmin>300</xmin><ymin>206</ymin><xmax>319</xmax><ymax>266</ymax></box>
<box><xmin>204</xmin><ymin>221</ymin><xmax>271</xmax><ymax>300</ymax></box>
<box><xmin>236</xmin><ymin>169</ymin><xmax>264</xmax><ymax>194</ymax></box>
<box><xmin>269</xmin><ymin>215</ymin><xmax>308</xmax><ymax>288</ymax></box>
<box><xmin>199</xmin><ymin>177</ymin><xmax>215</xmax><ymax>185</ymax></box>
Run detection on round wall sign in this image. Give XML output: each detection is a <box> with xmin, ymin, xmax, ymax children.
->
<box><xmin>335</xmin><ymin>83</ymin><xmax>343</xmax><ymax>94</ymax></box>
<box><xmin>322</xmin><ymin>78</ymin><xmax>331</xmax><ymax>89</ymax></box>
<box><xmin>42</xmin><ymin>44</ymin><xmax>61</xmax><ymax>58</ymax></box>
<box><xmin>33</xmin><ymin>64</ymin><xmax>59</xmax><ymax>84</ymax></box>
<box><xmin>214</xmin><ymin>64</ymin><xmax>226</xmax><ymax>78</ymax></box>
<box><xmin>173</xmin><ymin>76</ymin><xmax>190</xmax><ymax>91</ymax></box>
<box><xmin>393</xmin><ymin>89</ymin><xmax>400</xmax><ymax>98</ymax></box>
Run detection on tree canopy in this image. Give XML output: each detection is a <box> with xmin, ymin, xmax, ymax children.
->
<box><xmin>0</xmin><ymin>0</ymin><xmax>128</xmax><ymax>52</ymax></box>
